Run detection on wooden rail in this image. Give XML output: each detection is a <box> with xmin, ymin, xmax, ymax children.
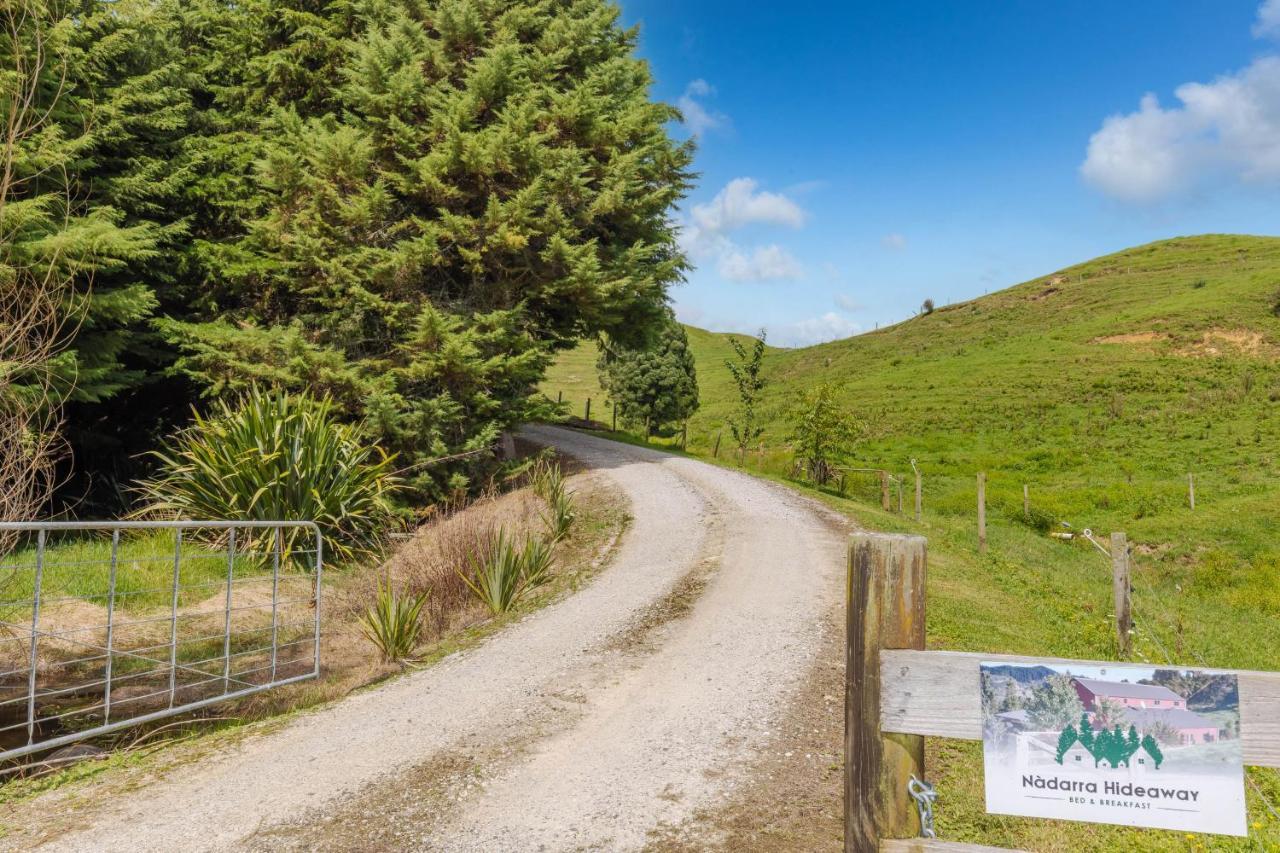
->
<box><xmin>879</xmin><ymin>649</ymin><xmax>1280</xmax><ymax>767</ymax></box>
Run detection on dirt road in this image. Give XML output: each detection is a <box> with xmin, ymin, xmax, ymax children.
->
<box><xmin>28</xmin><ymin>426</ymin><xmax>850</xmax><ymax>852</ymax></box>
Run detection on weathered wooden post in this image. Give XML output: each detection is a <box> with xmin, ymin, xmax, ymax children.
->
<box><xmin>713</xmin><ymin>430</ymin><xmax>722</xmax><ymax>458</ymax></box>
<box><xmin>880</xmin><ymin>470</ymin><xmax>890</xmax><ymax>511</ymax></box>
<box><xmin>1188</xmin><ymin>473</ymin><xmax>1196</xmax><ymax>511</ymax></box>
<box><xmin>557</xmin><ymin>390</ymin><xmax>562</xmax><ymax>404</ymax></box>
<box><xmin>977</xmin><ymin>472</ymin><xmax>987</xmax><ymax>553</ymax></box>
<box><xmin>897</xmin><ymin>479</ymin><xmax>903</xmax><ymax>514</ymax></box>
<box><xmin>584</xmin><ymin>397</ymin><xmax>591</xmax><ymax>423</ymax></box>
<box><xmin>612</xmin><ymin>405</ymin><xmax>617</xmax><ymax>433</ymax></box>
<box><xmin>1112</xmin><ymin>532</ymin><xmax>1132</xmax><ymax>658</ymax></box>
<box><xmin>911</xmin><ymin>460</ymin><xmax>922</xmax><ymax>522</ymax></box>
<box><xmin>846</xmin><ymin>533</ymin><xmax>927</xmax><ymax>852</ymax></box>
<box><xmin>1023</xmin><ymin>484</ymin><xmax>1029</xmax><ymax>518</ymax></box>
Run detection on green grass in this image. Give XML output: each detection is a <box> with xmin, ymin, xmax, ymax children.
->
<box><xmin>1</xmin><ymin>530</ymin><xmax>279</xmax><ymax>615</ymax></box>
<box><xmin>545</xmin><ymin>233</ymin><xmax>1280</xmax><ymax>850</ymax></box>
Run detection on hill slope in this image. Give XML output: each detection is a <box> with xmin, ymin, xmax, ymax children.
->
<box><xmin>544</xmin><ymin>234</ymin><xmax>1280</xmax><ymax>848</ymax></box>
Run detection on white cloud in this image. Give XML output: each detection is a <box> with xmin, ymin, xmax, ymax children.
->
<box><xmin>678</xmin><ymin>79</ymin><xmax>728</xmax><ymax>138</ymax></box>
<box><xmin>678</xmin><ymin>178</ymin><xmax>808</xmax><ymax>283</ymax></box>
<box><xmin>718</xmin><ymin>244</ymin><xmax>803</xmax><ymax>282</ymax></box>
<box><xmin>1081</xmin><ymin>52</ymin><xmax>1280</xmax><ymax>202</ymax></box>
<box><xmin>768</xmin><ymin>312</ymin><xmax>861</xmax><ymax>348</ymax></box>
<box><xmin>881</xmin><ymin>232</ymin><xmax>908</xmax><ymax>250</ymax></box>
<box><xmin>1256</xmin><ymin>0</ymin><xmax>1280</xmax><ymax>39</ymax></box>
<box><xmin>690</xmin><ymin>178</ymin><xmax>806</xmax><ymax>235</ymax></box>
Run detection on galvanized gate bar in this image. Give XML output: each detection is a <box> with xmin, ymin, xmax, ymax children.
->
<box><xmin>0</xmin><ymin>520</ymin><xmax>323</xmax><ymax>762</ymax></box>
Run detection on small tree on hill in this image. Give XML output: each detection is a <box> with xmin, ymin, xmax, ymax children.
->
<box><xmin>788</xmin><ymin>384</ymin><xmax>865</xmax><ymax>486</ymax></box>
<box><xmin>920</xmin><ymin>298</ymin><xmax>935</xmax><ymax>315</ymax></box>
<box><xmin>597</xmin><ymin>313</ymin><xmax>698</xmax><ymax>436</ymax></box>
<box><xmin>724</xmin><ymin>331</ymin><xmax>767</xmax><ymax>460</ymax></box>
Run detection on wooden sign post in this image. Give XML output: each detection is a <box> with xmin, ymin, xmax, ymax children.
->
<box><xmin>846</xmin><ymin>533</ymin><xmax>927</xmax><ymax>852</ymax></box>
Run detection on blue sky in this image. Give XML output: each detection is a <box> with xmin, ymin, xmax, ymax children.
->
<box><xmin>619</xmin><ymin>1</ymin><xmax>1280</xmax><ymax>346</ymax></box>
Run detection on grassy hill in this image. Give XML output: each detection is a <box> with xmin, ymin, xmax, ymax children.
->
<box><xmin>544</xmin><ymin>234</ymin><xmax>1280</xmax><ymax>849</ymax></box>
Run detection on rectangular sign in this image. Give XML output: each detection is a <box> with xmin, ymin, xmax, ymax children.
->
<box><xmin>980</xmin><ymin>661</ymin><xmax>1246</xmax><ymax>837</ymax></box>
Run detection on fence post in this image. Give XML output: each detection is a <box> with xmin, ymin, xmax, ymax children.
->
<box><xmin>1112</xmin><ymin>532</ymin><xmax>1132</xmax><ymax>658</ymax></box>
<box><xmin>612</xmin><ymin>405</ymin><xmax>617</xmax><ymax>433</ymax></box>
<box><xmin>1023</xmin><ymin>483</ymin><xmax>1029</xmax><ymax>518</ymax></box>
<box><xmin>713</xmin><ymin>430</ymin><xmax>722</xmax><ymax>458</ymax></box>
<box><xmin>846</xmin><ymin>533</ymin><xmax>927</xmax><ymax>852</ymax></box>
<box><xmin>1188</xmin><ymin>473</ymin><xmax>1195</xmax><ymax>511</ymax></box>
<box><xmin>879</xmin><ymin>470</ymin><xmax>890</xmax><ymax>511</ymax></box>
<box><xmin>584</xmin><ymin>397</ymin><xmax>591</xmax><ymax>423</ymax></box>
<box><xmin>557</xmin><ymin>390</ymin><xmax>562</xmax><ymax>404</ymax></box>
<box><xmin>977</xmin><ymin>472</ymin><xmax>987</xmax><ymax>553</ymax></box>
<box><xmin>912</xmin><ymin>460</ymin><xmax>921</xmax><ymax>522</ymax></box>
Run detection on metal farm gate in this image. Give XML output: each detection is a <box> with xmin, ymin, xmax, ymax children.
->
<box><xmin>0</xmin><ymin>521</ymin><xmax>322</xmax><ymax>761</ymax></box>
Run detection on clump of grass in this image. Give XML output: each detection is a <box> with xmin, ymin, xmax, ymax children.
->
<box><xmin>460</xmin><ymin>530</ymin><xmax>554</xmax><ymax>616</ymax></box>
<box><xmin>531</xmin><ymin>457</ymin><xmax>575</xmax><ymax>542</ymax></box>
<box><xmin>360</xmin><ymin>580</ymin><xmax>429</xmax><ymax>663</ymax></box>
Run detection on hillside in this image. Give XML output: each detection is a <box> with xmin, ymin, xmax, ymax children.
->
<box><xmin>545</xmin><ymin>233</ymin><xmax>1280</xmax><ymax>662</ymax></box>
<box><xmin>543</xmin><ymin>233</ymin><xmax>1280</xmax><ymax>847</ymax></box>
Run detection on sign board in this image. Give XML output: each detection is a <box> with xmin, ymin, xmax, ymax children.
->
<box><xmin>980</xmin><ymin>661</ymin><xmax>1246</xmax><ymax>837</ymax></box>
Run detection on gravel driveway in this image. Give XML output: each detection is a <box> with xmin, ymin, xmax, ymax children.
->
<box><xmin>30</xmin><ymin>426</ymin><xmax>849</xmax><ymax>852</ymax></box>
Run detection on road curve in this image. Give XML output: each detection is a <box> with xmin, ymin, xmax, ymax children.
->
<box><xmin>28</xmin><ymin>426</ymin><xmax>849</xmax><ymax>852</ymax></box>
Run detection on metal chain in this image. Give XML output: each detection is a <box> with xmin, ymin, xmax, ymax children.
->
<box><xmin>907</xmin><ymin>775</ymin><xmax>938</xmax><ymax>838</ymax></box>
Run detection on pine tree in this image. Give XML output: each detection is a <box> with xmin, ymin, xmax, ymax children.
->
<box><xmin>163</xmin><ymin>0</ymin><xmax>692</xmax><ymax>501</ymax></box>
<box><xmin>597</xmin><ymin>311</ymin><xmax>698</xmax><ymax>435</ymax></box>
<box><xmin>1055</xmin><ymin>724</ymin><xmax>1078</xmax><ymax>764</ymax></box>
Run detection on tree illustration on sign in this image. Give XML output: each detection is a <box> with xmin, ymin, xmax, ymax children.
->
<box><xmin>1053</xmin><ymin>718</ymin><xmax>1162</xmax><ymax>770</ymax></box>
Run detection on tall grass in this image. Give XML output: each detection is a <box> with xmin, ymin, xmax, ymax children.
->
<box><xmin>134</xmin><ymin>388</ymin><xmax>401</xmax><ymax>564</ymax></box>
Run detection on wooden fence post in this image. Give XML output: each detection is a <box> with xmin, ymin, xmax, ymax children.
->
<box><xmin>880</xmin><ymin>470</ymin><xmax>890</xmax><ymax>511</ymax></box>
<box><xmin>977</xmin><ymin>473</ymin><xmax>987</xmax><ymax>554</ymax></box>
<box><xmin>897</xmin><ymin>479</ymin><xmax>903</xmax><ymax>514</ymax></box>
<box><xmin>1188</xmin><ymin>473</ymin><xmax>1196</xmax><ymax>511</ymax></box>
<box><xmin>713</xmin><ymin>430</ymin><xmax>722</xmax><ymax>458</ymax></box>
<box><xmin>846</xmin><ymin>533</ymin><xmax>927</xmax><ymax>852</ymax></box>
<box><xmin>1023</xmin><ymin>484</ymin><xmax>1029</xmax><ymax>518</ymax></box>
<box><xmin>557</xmin><ymin>390</ymin><xmax>562</xmax><ymax>404</ymax></box>
<box><xmin>584</xmin><ymin>397</ymin><xmax>591</xmax><ymax>423</ymax></box>
<box><xmin>612</xmin><ymin>405</ymin><xmax>617</xmax><ymax>433</ymax></box>
<box><xmin>1112</xmin><ymin>532</ymin><xmax>1132</xmax><ymax>659</ymax></box>
<box><xmin>912</xmin><ymin>462</ymin><xmax>922</xmax><ymax>522</ymax></box>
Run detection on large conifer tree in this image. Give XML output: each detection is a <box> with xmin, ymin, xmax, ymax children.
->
<box><xmin>165</xmin><ymin>0</ymin><xmax>693</xmax><ymax>501</ymax></box>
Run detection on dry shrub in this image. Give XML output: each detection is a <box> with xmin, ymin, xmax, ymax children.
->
<box><xmin>347</xmin><ymin>488</ymin><xmax>545</xmax><ymax>640</ymax></box>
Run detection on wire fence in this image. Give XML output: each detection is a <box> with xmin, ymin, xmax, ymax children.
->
<box><xmin>0</xmin><ymin>521</ymin><xmax>322</xmax><ymax>762</ymax></box>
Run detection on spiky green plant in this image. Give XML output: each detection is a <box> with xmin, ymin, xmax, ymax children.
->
<box><xmin>360</xmin><ymin>580</ymin><xmax>429</xmax><ymax>663</ymax></box>
<box><xmin>460</xmin><ymin>530</ymin><xmax>555</xmax><ymax>616</ymax></box>
<box><xmin>531</xmin><ymin>458</ymin><xmax>575</xmax><ymax>542</ymax></box>
<box><xmin>134</xmin><ymin>388</ymin><xmax>401</xmax><ymax>564</ymax></box>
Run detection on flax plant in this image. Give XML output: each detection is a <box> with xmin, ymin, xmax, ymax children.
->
<box><xmin>134</xmin><ymin>388</ymin><xmax>401</xmax><ymax>564</ymax></box>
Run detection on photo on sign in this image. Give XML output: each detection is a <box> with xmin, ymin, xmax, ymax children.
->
<box><xmin>980</xmin><ymin>662</ymin><xmax>1246</xmax><ymax>837</ymax></box>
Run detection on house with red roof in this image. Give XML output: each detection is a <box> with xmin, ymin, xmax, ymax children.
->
<box><xmin>1070</xmin><ymin>677</ymin><xmax>1220</xmax><ymax>745</ymax></box>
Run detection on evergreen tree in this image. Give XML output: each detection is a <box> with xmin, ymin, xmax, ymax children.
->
<box><xmin>1141</xmin><ymin>733</ymin><xmax>1164</xmax><ymax>769</ymax></box>
<box><xmin>164</xmin><ymin>0</ymin><xmax>693</xmax><ymax>501</ymax></box>
<box><xmin>597</xmin><ymin>311</ymin><xmax>698</xmax><ymax>435</ymax></box>
<box><xmin>1026</xmin><ymin>676</ymin><xmax>1086</xmax><ymax>731</ymax></box>
<box><xmin>1078</xmin><ymin>712</ymin><xmax>1095</xmax><ymax>751</ymax></box>
<box><xmin>1055</xmin><ymin>724</ymin><xmax>1078</xmax><ymax>764</ymax></box>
